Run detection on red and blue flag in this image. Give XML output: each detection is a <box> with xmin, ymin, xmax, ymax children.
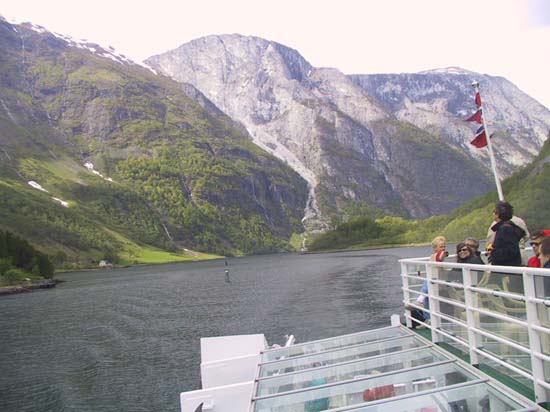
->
<box><xmin>470</xmin><ymin>125</ymin><xmax>487</xmax><ymax>148</ymax></box>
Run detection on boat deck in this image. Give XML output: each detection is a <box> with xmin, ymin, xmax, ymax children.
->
<box><xmin>251</xmin><ymin>325</ymin><xmax>540</xmax><ymax>412</ymax></box>
<box><xmin>180</xmin><ymin>253</ymin><xmax>550</xmax><ymax>412</ymax></box>
<box><xmin>180</xmin><ymin>324</ymin><xmax>543</xmax><ymax>412</ymax></box>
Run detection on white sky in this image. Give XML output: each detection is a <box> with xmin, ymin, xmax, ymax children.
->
<box><xmin>2</xmin><ymin>0</ymin><xmax>550</xmax><ymax>108</ymax></box>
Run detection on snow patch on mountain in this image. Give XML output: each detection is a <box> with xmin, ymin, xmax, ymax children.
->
<box><xmin>419</xmin><ymin>67</ymin><xmax>476</xmax><ymax>76</ymax></box>
<box><xmin>52</xmin><ymin>197</ymin><xmax>69</xmax><ymax>207</ymax></box>
<box><xmin>27</xmin><ymin>181</ymin><xmax>70</xmax><ymax>207</ymax></box>
<box><xmin>8</xmin><ymin>17</ymin><xmax>162</xmax><ymax>75</ymax></box>
<box><xmin>28</xmin><ymin>181</ymin><xmax>48</xmax><ymax>192</ymax></box>
<box><xmin>84</xmin><ymin>162</ymin><xmax>114</xmax><ymax>182</ymax></box>
<box><xmin>6</xmin><ymin>18</ymin><xmax>136</xmax><ymax>67</ymax></box>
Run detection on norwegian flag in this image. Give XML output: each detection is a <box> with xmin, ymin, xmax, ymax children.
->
<box><xmin>475</xmin><ymin>92</ymin><xmax>482</xmax><ymax>107</ymax></box>
<box><xmin>470</xmin><ymin>125</ymin><xmax>487</xmax><ymax>148</ymax></box>
<box><xmin>465</xmin><ymin>109</ymin><xmax>482</xmax><ymax>124</ymax></box>
<box><xmin>467</xmin><ymin>82</ymin><xmax>504</xmax><ymax>199</ymax></box>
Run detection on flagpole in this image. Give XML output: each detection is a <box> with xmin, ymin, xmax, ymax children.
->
<box><xmin>472</xmin><ymin>81</ymin><xmax>505</xmax><ymax>201</ymax></box>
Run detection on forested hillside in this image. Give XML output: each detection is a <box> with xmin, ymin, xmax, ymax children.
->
<box><xmin>0</xmin><ymin>230</ymin><xmax>54</xmax><ymax>285</ymax></box>
<box><xmin>0</xmin><ymin>19</ymin><xmax>307</xmax><ymax>267</ymax></box>
<box><xmin>308</xmin><ymin>135</ymin><xmax>550</xmax><ymax>251</ymax></box>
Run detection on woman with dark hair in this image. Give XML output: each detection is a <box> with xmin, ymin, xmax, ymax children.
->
<box><xmin>489</xmin><ymin>201</ymin><xmax>526</xmax><ymax>267</ymax></box>
<box><xmin>456</xmin><ymin>242</ymin><xmax>484</xmax><ymax>264</ymax></box>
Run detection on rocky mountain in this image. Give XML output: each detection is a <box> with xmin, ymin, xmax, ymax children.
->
<box><xmin>146</xmin><ymin>35</ymin><xmax>550</xmax><ymax>226</ymax></box>
<box><xmin>1</xmin><ymin>19</ymin><xmax>548</xmax><ymax>262</ymax></box>
<box><xmin>350</xmin><ymin>68</ymin><xmax>550</xmax><ymax>175</ymax></box>
<box><xmin>0</xmin><ymin>18</ymin><xmax>308</xmax><ymax>262</ymax></box>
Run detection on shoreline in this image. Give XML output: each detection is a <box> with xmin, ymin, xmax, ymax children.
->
<box><xmin>304</xmin><ymin>242</ymin><xmax>429</xmax><ymax>254</ymax></box>
<box><xmin>0</xmin><ymin>244</ymin><xmax>429</xmax><ymax>296</ymax></box>
<box><xmin>55</xmin><ymin>255</ymin><xmax>226</xmax><ymax>275</ymax></box>
<box><xmin>0</xmin><ymin>279</ymin><xmax>58</xmax><ymax>296</ymax></box>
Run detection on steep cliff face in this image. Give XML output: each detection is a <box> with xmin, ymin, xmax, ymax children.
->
<box><xmin>350</xmin><ymin>68</ymin><xmax>550</xmax><ymax>175</ymax></box>
<box><xmin>0</xmin><ymin>20</ymin><xmax>307</xmax><ymax>259</ymax></box>
<box><xmin>146</xmin><ymin>35</ymin><xmax>520</xmax><ymax>222</ymax></box>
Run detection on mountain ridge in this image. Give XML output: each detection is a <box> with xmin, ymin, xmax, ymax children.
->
<box><xmin>1</xmin><ymin>21</ymin><xmax>549</xmax><ymax>264</ymax></box>
<box><xmin>146</xmin><ymin>34</ymin><xmax>549</xmax><ymax>225</ymax></box>
<box><xmin>0</xmin><ymin>20</ymin><xmax>308</xmax><ymax>264</ymax></box>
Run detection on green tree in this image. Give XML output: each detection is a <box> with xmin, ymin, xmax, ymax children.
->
<box><xmin>0</xmin><ymin>258</ymin><xmax>13</xmax><ymax>276</ymax></box>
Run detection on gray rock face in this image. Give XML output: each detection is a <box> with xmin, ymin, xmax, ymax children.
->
<box><xmin>350</xmin><ymin>68</ymin><xmax>550</xmax><ymax>175</ymax></box>
<box><xmin>146</xmin><ymin>37</ymin><xmax>550</xmax><ymax>224</ymax></box>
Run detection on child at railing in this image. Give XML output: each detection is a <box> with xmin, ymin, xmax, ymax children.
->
<box><xmin>411</xmin><ymin>236</ymin><xmax>448</xmax><ymax>327</ymax></box>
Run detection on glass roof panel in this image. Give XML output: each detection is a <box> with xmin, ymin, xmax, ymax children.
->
<box><xmin>348</xmin><ymin>382</ymin><xmax>530</xmax><ymax>412</ymax></box>
<box><xmin>253</xmin><ymin>362</ymin><xmax>478</xmax><ymax>412</ymax></box>
<box><xmin>256</xmin><ymin>347</ymin><xmax>448</xmax><ymax>396</ymax></box>
<box><xmin>259</xmin><ymin>335</ymin><xmax>424</xmax><ymax>378</ymax></box>
<box><xmin>261</xmin><ymin>327</ymin><xmax>408</xmax><ymax>362</ymax></box>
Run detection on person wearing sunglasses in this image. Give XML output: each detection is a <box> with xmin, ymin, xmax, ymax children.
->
<box><xmin>456</xmin><ymin>242</ymin><xmax>484</xmax><ymax>264</ymax></box>
<box><xmin>527</xmin><ymin>230</ymin><xmax>550</xmax><ymax>268</ymax></box>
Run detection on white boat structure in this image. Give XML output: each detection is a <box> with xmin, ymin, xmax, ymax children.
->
<box><xmin>180</xmin><ymin>253</ymin><xmax>550</xmax><ymax>411</ymax></box>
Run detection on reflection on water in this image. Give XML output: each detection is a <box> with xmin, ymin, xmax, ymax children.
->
<box><xmin>0</xmin><ymin>246</ymin><xmax>431</xmax><ymax>412</ymax></box>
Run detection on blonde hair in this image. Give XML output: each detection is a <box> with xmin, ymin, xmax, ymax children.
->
<box><xmin>431</xmin><ymin>236</ymin><xmax>446</xmax><ymax>250</ymax></box>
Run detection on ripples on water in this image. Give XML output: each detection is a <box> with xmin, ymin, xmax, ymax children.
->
<box><xmin>0</xmin><ymin>247</ymin><xmax>430</xmax><ymax>412</ymax></box>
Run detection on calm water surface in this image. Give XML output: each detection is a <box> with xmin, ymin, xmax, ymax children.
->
<box><xmin>0</xmin><ymin>247</ymin><xmax>431</xmax><ymax>412</ymax></box>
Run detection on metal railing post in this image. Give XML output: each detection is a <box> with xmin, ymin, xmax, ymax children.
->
<box><xmin>401</xmin><ymin>262</ymin><xmax>413</xmax><ymax>328</ymax></box>
<box><xmin>463</xmin><ymin>267</ymin><xmax>481</xmax><ymax>365</ymax></box>
<box><xmin>523</xmin><ymin>270</ymin><xmax>548</xmax><ymax>404</ymax></box>
<box><xmin>426</xmin><ymin>263</ymin><xmax>441</xmax><ymax>343</ymax></box>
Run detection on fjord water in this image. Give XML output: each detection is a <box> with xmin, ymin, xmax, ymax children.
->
<box><xmin>0</xmin><ymin>247</ymin><xmax>430</xmax><ymax>412</ymax></box>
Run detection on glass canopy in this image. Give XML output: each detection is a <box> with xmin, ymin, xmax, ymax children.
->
<box><xmin>261</xmin><ymin>327</ymin><xmax>408</xmax><ymax>363</ymax></box>
<box><xmin>259</xmin><ymin>335</ymin><xmax>425</xmax><ymax>378</ymax></box>
<box><xmin>256</xmin><ymin>347</ymin><xmax>446</xmax><ymax>396</ymax></box>
<box><xmin>252</xmin><ymin>326</ymin><xmax>538</xmax><ymax>412</ymax></box>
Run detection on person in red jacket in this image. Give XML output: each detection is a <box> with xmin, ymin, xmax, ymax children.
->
<box><xmin>527</xmin><ymin>230</ymin><xmax>550</xmax><ymax>268</ymax></box>
<box><xmin>541</xmin><ymin>237</ymin><xmax>550</xmax><ymax>269</ymax></box>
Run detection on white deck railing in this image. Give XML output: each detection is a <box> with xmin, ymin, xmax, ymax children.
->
<box><xmin>400</xmin><ymin>255</ymin><xmax>550</xmax><ymax>405</ymax></box>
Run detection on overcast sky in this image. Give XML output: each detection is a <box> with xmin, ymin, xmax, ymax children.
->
<box><xmin>2</xmin><ymin>0</ymin><xmax>550</xmax><ymax>108</ymax></box>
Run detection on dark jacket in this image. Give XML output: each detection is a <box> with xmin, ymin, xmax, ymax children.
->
<box><xmin>490</xmin><ymin>220</ymin><xmax>526</xmax><ymax>266</ymax></box>
<box><xmin>460</xmin><ymin>255</ymin><xmax>484</xmax><ymax>265</ymax></box>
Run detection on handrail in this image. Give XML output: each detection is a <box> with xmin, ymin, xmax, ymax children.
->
<box><xmin>400</xmin><ymin>257</ymin><xmax>550</xmax><ymax>277</ymax></box>
<box><xmin>400</xmin><ymin>255</ymin><xmax>550</xmax><ymax>406</ymax></box>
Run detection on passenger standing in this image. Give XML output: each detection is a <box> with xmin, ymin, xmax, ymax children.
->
<box><xmin>528</xmin><ymin>230</ymin><xmax>550</xmax><ymax>268</ymax></box>
<box><xmin>489</xmin><ymin>201</ymin><xmax>526</xmax><ymax>267</ymax></box>
<box><xmin>487</xmin><ymin>213</ymin><xmax>530</xmax><ymax>265</ymax></box>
